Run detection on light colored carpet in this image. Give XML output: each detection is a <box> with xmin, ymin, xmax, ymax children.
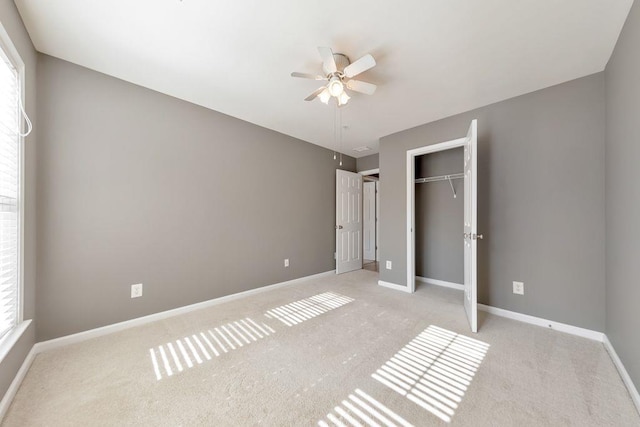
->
<box><xmin>3</xmin><ymin>270</ymin><xmax>639</xmax><ymax>426</ymax></box>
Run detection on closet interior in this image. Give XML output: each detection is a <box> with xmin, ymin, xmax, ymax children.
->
<box><xmin>414</xmin><ymin>147</ymin><xmax>465</xmax><ymax>289</ymax></box>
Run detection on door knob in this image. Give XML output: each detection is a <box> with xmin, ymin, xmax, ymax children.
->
<box><xmin>473</xmin><ymin>233</ymin><xmax>483</xmax><ymax>240</ymax></box>
<box><xmin>335</xmin><ymin>225</ymin><xmax>343</xmax><ymax>229</ymax></box>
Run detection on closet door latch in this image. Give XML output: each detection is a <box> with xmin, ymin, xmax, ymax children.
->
<box><xmin>464</xmin><ymin>233</ymin><xmax>484</xmax><ymax>240</ymax></box>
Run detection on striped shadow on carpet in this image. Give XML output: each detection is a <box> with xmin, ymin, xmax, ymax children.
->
<box><xmin>149</xmin><ymin>318</ymin><xmax>275</xmax><ymax>380</ymax></box>
<box><xmin>372</xmin><ymin>325</ymin><xmax>489</xmax><ymax>423</ymax></box>
<box><xmin>264</xmin><ymin>292</ymin><xmax>354</xmax><ymax>326</ymax></box>
<box><xmin>319</xmin><ymin>388</ymin><xmax>414</xmax><ymax>427</ymax></box>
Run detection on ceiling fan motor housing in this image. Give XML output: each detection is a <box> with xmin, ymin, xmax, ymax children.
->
<box><xmin>323</xmin><ymin>53</ymin><xmax>350</xmax><ymax>76</ymax></box>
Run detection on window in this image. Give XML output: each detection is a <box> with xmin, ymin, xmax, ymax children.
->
<box><xmin>0</xmin><ymin>25</ymin><xmax>29</xmax><ymax>341</ymax></box>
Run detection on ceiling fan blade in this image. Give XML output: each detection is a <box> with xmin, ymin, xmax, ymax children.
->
<box><xmin>291</xmin><ymin>72</ymin><xmax>327</xmax><ymax>81</ymax></box>
<box><xmin>318</xmin><ymin>46</ymin><xmax>337</xmax><ymax>73</ymax></box>
<box><xmin>304</xmin><ymin>87</ymin><xmax>326</xmax><ymax>101</ymax></box>
<box><xmin>346</xmin><ymin>79</ymin><xmax>377</xmax><ymax>95</ymax></box>
<box><xmin>343</xmin><ymin>54</ymin><xmax>376</xmax><ymax>78</ymax></box>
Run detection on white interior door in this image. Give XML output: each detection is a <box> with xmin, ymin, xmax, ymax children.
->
<box><xmin>463</xmin><ymin>119</ymin><xmax>478</xmax><ymax>332</ymax></box>
<box><xmin>336</xmin><ymin>170</ymin><xmax>363</xmax><ymax>274</ymax></box>
<box><xmin>363</xmin><ymin>181</ymin><xmax>376</xmax><ymax>261</ymax></box>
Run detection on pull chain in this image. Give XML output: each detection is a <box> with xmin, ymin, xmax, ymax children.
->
<box><xmin>18</xmin><ymin>97</ymin><xmax>32</xmax><ymax>137</ymax></box>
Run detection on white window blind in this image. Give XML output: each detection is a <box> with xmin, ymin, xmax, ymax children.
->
<box><xmin>0</xmin><ymin>45</ymin><xmax>21</xmax><ymax>340</ymax></box>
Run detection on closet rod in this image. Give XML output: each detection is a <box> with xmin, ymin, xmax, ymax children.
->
<box><xmin>414</xmin><ymin>172</ymin><xmax>464</xmax><ymax>184</ymax></box>
<box><xmin>415</xmin><ymin>172</ymin><xmax>464</xmax><ymax>198</ymax></box>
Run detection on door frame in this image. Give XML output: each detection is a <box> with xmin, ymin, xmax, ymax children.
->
<box><xmin>406</xmin><ymin>138</ymin><xmax>466</xmax><ymax>292</ymax></box>
<box><xmin>362</xmin><ymin>181</ymin><xmax>377</xmax><ymax>262</ymax></box>
<box><xmin>336</xmin><ymin>169</ymin><xmax>364</xmax><ymax>274</ymax></box>
<box><xmin>359</xmin><ymin>168</ymin><xmax>380</xmax><ymax>263</ymax></box>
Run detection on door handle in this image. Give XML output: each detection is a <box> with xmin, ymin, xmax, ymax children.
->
<box><xmin>472</xmin><ymin>233</ymin><xmax>483</xmax><ymax>240</ymax></box>
<box><xmin>335</xmin><ymin>225</ymin><xmax>343</xmax><ymax>229</ymax></box>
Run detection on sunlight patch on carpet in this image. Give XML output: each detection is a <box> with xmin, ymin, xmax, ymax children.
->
<box><xmin>149</xmin><ymin>317</ymin><xmax>275</xmax><ymax>380</ymax></box>
<box><xmin>372</xmin><ymin>325</ymin><xmax>489</xmax><ymax>423</ymax></box>
<box><xmin>319</xmin><ymin>388</ymin><xmax>414</xmax><ymax>427</ymax></box>
<box><xmin>264</xmin><ymin>292</ymin><xmax>354</xmax><ymax>326</ymax></box>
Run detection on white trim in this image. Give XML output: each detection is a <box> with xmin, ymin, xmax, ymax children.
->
<box><xmin>36</xmin><ymin>270</ymin><xmax>335</xmax><ymax>352</ymax></box>
<box><xmin>358</xmin><ymin>168</ymin><xmax>379</xmax><ymax>176</ymax></box>
<box><xmin>603</xmin><ymin>335</ymin><xmax>640</xmax><ymax>415</ymax></box>
<box><xmin>416</xmin><ymin>277</ymin><xmax>465</xmax><ymax>291</ymax></box>
<box><xmin>478</xmin><ymin>304</ymin><xmax>604</xmax><ymax>342</ymax></box>
<box><xmin>0</xmin><ymin>344</ymin><xmax>36</xmax><ymax>422</ymax></box>
<box><xmin>406</xmin><ymin>137</ymin><xmax>467</xmax><ymax>293</ymax></box>
<box><xmin>0</xmin><ymin>320</ymin><xmax>31</xmax><ymax>365</ymax></box>
<box><xmin>378</xmin><ymin>280</ymin><xmax>412</xmax><ymax>293</ymax></box>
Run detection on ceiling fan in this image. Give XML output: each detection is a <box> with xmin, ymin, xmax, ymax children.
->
<box><xmin>291</xmin><ymin>47</ymin><xmax>377</xmax><ymax>106</ymax></box>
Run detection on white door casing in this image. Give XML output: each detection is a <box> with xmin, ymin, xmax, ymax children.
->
<box><xmin>336</xmin><ymin>170</ymin><xmax>363</xmax><ymax>274</ymax></box>
<box><xmin>363</xmin><ymin>181</ymin><xmax>376</xmax><ymax>261</ymax></box>
<box><xmin>376</xmin><ymin>181</ymin><xmax>379</xmax><ymax>262</ymax></box>
<box><xmin>463</xmin><ymin>119</ymin><xmax>478</xmax><ymax>333</ymax></box>
<box><xmin>405</xmin><ymin>119</ymin><xmax>478</xmax><ymax>333</ymax></box>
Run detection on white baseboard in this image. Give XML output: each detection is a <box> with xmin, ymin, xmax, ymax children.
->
<box><xmin>478</xmin><ymin>304</ymin><xmax>604</xmax><ymax>342</ymax></box>
<box><xmin>36</xmin><ymin>270</ymin><xmax>335</xmax><ymax>353</ymax></box>
<box><xmin>0</xmin><ymin>345</ymin><xmax>37</xmax><ymax>422</ymax></box>
<box><xmin>416</xmin><ymin>276</ymin><xmax>465</xmax><ymax>291</ymax></box>
<box><xmin>378</xmin><ymin>280</ymin><xmax>412</xmax><ymax>293</ymax></box>
<box><xmin>603</xmin><ymin>335</ymin><xmax>640</xmax><ymax>415</ymax></box>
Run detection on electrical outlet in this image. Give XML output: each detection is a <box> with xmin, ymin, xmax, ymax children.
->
<box><xmin>131</xmin><ymin>283</ymin><xmax>143</xmax><ymax>298</ymax></box>
<box><xmin>284</xmin><ymin>258</ymin><xmax>289</xmax><ymax>267</ymax></box>
<box><xmin>386</xmin><ymin>260</ymin><xmax>392</xmax><ymax>270</ymax></box>
<box><xmin>513</xmin><ymin>281</ymin><xmax>524</xmax><ymax>295</ymax></box>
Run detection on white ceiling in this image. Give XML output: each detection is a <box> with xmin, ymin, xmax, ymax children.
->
<box><xmin>15</xmin><ymin>0</ymin><xmax>633</xmax><ymax>157</ymax></box>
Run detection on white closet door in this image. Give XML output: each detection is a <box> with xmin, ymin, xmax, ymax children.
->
<box><xmin>463</xmin><ymin>120</ymin><xmax>478</xmax><ymax>333</ymax></box>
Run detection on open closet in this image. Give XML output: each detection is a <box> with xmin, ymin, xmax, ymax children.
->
<box><xmin>414</xmin><ymin>148</ymin><xmax>464</xmax><ymax>290</ymax></box>
<box><xmin>407</xmin><ymin>119</ymin><xmax>478</xmax><ymax>332</ymax></box>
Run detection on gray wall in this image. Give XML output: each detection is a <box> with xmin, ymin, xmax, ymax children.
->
<box><xmin>415</xmin><ymin>148</ymin><xmax>464</xmax><ymax>283</ymax></box>
<box><xmin>36</xmin><ymin>55</ymin><xmax>355</xmax><ymax>341</ymax></box>
<box><xmin>605</xmin><ymin>0</ymin><xmax>640</xmax><ymax>390</ymax></box>
<box><xmin>379</xmin><ymin>73</ymin><xmax>606</xmax><ymax>331</ymax></box>
<box><xmin>0</xmin><ymin>0</ymin><xmax>37</xmax><ymax>401</ymax></box>
<box><xmin>356</xmin><ymin>153</ymin><xmax>379</xmax><ymax>172</ymax></box>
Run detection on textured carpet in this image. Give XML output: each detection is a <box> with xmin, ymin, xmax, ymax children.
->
<box><xmin>3</xmin><ymin>270</ymin><xmax>639</xmax><ymax>426</ymax></box>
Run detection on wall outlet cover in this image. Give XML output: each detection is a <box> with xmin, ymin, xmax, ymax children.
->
<box><xmin>284</xmin><ymin>259</ymin><xmax>289</xmax><ymax>267</ymax></box>
<box><xmin>131</xmin><ymin>283</ymin><xmax>143</xmax><ymax>298</ymax></box>
<box><xmin>513</xmin><ymin>281</ymin><xmax>524</xmax><ymax>295</ymax></box>
<box><xmin>386</xmin><ymin>260</ymin><xmax>392</xmax><ymax>270</ymax></box>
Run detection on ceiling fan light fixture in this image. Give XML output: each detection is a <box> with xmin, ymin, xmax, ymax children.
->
<box><xmin>319</xmin><ymin>88</ymin><xmax>331</xmax><ymax>104</ymax></box>
<box><xmin>291</xmin><ymin>47</ymin><xmax>377</xmax><ymax>105</ymax></box>
<box><xmin>328</xmin><ymin>77</ymin><xmax>344</xmax><ymax>97</ymax></box>
<box><xmin>338</xmin><ymin>91</ymin><xmax>350</xmax><ymax>106</ymax></box>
